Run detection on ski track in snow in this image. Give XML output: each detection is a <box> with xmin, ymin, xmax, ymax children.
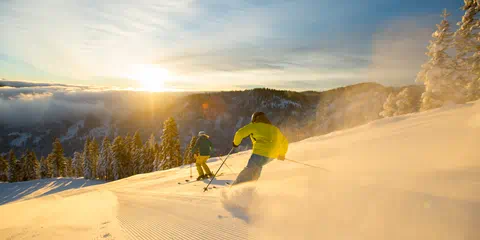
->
<box><xmin>115</xmin><ymin>191</ymin><xmax>248</xmax><ymax>240</ymax></box>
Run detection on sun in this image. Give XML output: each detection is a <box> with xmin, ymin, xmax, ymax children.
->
<box><xmin>126</xmin><ymin>64</ymin><xmax>169</xmax><ymax>92</ymax></box>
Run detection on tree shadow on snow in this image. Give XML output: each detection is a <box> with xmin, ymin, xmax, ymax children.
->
<box><xmin>0</xmin><ymin>178</ymin><xmax>104</xmax><ymax>205</ymax></box>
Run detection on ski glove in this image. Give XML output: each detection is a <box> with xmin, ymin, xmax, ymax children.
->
<box><xmin>277</xmin><ymin>155</ymin><xmax>285</xmax><ymax>161</ymax></box>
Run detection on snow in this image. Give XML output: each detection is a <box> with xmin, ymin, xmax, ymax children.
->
<box><xmin>261</xmin><ymin>95</ymin><xmax>301</xmax><ymax>109</ymax></box>
<box><xmin>60</xmin><ymin>120</ymin><xmax>84</xmax><ymax>142</ymax></box>
<box><xmin>8</xmin><ymin>132</ymin><xmax>32</xmax><ymax>147</ymax></box>
<box><xmin>0</xmin><ymin>178</ymin><xmax>105</xmax><ymax>206</ymax></box>
<box><xmin>1</xmin><ymin>101</ymin><xmax>480</xmax><ymax>239</ymax></box>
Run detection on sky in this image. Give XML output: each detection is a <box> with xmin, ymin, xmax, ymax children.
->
<box><xmin>0</xmin><ymin>0</ymin><xmax>464</xmax><ymax>91</ymax></box>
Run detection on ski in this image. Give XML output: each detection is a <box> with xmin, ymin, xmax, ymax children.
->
<box><xmin>177</xmin><ymin>173</ymin><xmax>224</xmax><ymax>185</ymax></box>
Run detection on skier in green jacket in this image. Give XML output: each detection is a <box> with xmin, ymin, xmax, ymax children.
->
<box><xmin>192</xmin><ymin>131</ymin><xmax>214</xmax><ymax>180</ymax></box>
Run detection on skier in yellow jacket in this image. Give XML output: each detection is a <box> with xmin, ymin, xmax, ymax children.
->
<box><xmin>232</xmin><ymin>112</ymin><xmax>288</xmax><ymax>185</ymax></box>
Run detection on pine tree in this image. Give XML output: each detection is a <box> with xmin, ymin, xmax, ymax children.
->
<box><xmin>131</xmin><ymin>131</ymin><xmax>143</xmax><ymax>175</ymax></box>
<box><xmin>464</xmin><ymin>0</ymin><xmax>480</xmax><ymax>101</ymax></box>
<box><xmin>133</xmin><ymin>131</ymin><xmax>143</xmax><ymax>150</ymax></box>
<box><xmin>380</xmin><ymin>93</ymin><xmax>397</xmax><ymax>118</ymax></box>
<box><xmin>455</xmin><ymin>1</ymin><xmax>480</xmax><ymax>69</ymax></box>
<box><xmin>15</xmin><ymin>153</ymin><xmax>28</xmax><ymax>182</ymax></box>
<box><xmin>72</xmin><ymin>151</ymin><xmax>83</xmax><ymax>177</ymax></box>
<box><xmin>24</xmin><ymin>150</ymin><xmax>39</xmax><ymax>181</ymax></box>
<box><xmin>380</xmin><ymin>88</ymin><xmax>420</xmax><ymax>117</ymax></box>
<box><xmin>159</xmin><ymin>117</ymin><xmax>181</xmax><ymax>169</ymax></box>
<box><xmin>16</xmin><ymin>152</ymin><xmax>26</xmax><ymax>182</ymax></box>
<box><xmin>65</xmin><ymin>157</ymin><xmax>73</xmax><ymax>177</ymax></box>
<box><xmin>89</xmin><ymin>138</ymin><xmax>99</xmax><ymax>179</ymax></box>
<box><xmin>83</xmin><ymin>137</ymin><xmax>93</xmax><ymax>179</ymax></box>
<box><xmin>142</xmin><ymin>142</ymin><xmax>155</xmax><ymax>173</ymax></box>
<box><xmin>395</xmin><ymin>88</ymin><xmax>418</xmax><ymax>115</ymax></box>
<box><xmin>148</xmin><ymin>133</ymin><xmax>157</xmax><ymax>148</ymax></box>
<box><xmin>132</xmin><ymin>146</ymin><xmax>143</xmax><ymax>174</ymax></box>
<box><xmin>152</xmin><ymin>151</ymin><xmax>160</xmax><ymax>171</ymax></box>
<box><xmin>40</xmin><ymin>156</ymin><xmax>51</xmax><ymax>179</ymax></box>
<box><xmin>49</xmin><ymin>138</ymin><xmax>66</xmax><ymax>177</ymax></box>
<box><xmin>111</xmin><ymin>136</ymin><xmax>125</xmax><ymax>180</ymax></box>
<box><xmin>152</xmin><ymin>143</ymin><xmax>162</xmax><ymax>171</ymax></box>
<box><xmin>183</xmin><ymin>136</ymin><xmax>198</xmax><ymax>165</ymax></box>
<box><xmin>417</xmin><ymin>9</ymin><xmax>461</xmax><ymax>110</ymax></box>
<box><xmin>7</xmin><ymin>150</ymin><xmax>16</xmax><ymax>182</ymax></box>
<box><xmin>123</xmin><ymin>133</ymin><xmax>133</xmax><ymax>177</ymax></box>
<box><xmin>98</xmin><ymin>137</ymin><xmax>113</xmax><ymax>181</ymax></box>
<box><xmin>0</xmin><ymin>155</ymin><xmax>7</xmax><ymax>182</ymax></box>
<box><xmin>0</xmin><ymin>155</ymin><xmax>8</xmax><ymax>182</ymax></box>
<box><xmin>456</xmin><ymin>1</ymin><xmax>480</xmax><ymax>101</ymax></box>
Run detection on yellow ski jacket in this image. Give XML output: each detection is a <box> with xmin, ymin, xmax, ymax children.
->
<box><xmin>233</xmin><ymin>122</ymin><xmax>288</xmax><ymax>159</ymax></box>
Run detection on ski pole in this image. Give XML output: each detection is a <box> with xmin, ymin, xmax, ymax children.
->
<box><xmin>285</xmin><ymin>158</ymin><xmax>330</xmax><ymax>172</ymax></box>
<box><xmin>215</xmin><ymin>152</ymin><xmax>235</xmax><ymax>174</ymax></box>
<box><xmin>204</xmin><ymin>147</ymin><xmax>234</xmax><ymax>192</ymax></box>
<box><xmin>189</xmin><ymin>161</ymin><xmax>192</xmax><ymax>178</ymax></box>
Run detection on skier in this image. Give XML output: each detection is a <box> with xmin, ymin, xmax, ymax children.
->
<box><xmin>231</xmin><ymin>112</ymin><xmax>288</xmax><ymax>185</ymax></box>
<box><xmin>192</xmin><ymin>131</ymin><xmax>214</xmax><ymax>180</ymax></box>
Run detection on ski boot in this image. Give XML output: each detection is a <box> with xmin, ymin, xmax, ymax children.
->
<box><xmin>197</xmin><ymin>175</ymin><xmax>206</xmax><ymax>181</ymax></box>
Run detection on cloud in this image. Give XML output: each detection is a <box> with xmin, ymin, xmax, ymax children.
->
<box><xmin>0</xmin><ymin>0</ymin><xmax>373</xmax><ymax>90</ymax></box>
<box><xmin>0</xmin><ymin>79</ymin><xmax>191</xmax><ymax>127</ymax></box>
<box><xmin>0</xmin><ymin>80</ymin><xmax>116</xmax><ymax>126</ymax></box>
<box><xmin>0</xmin><ymin>79</ymin><xmax>84</xmax><ymax>89</ymax></box>
<box><xmin>0</xmin><ymin>89</ymin><xmax>107</xmax><ymax>127</ymax></box>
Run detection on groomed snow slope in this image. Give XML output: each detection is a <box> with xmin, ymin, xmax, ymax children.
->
<box><xmin>1</xmin><ymin>101</ymin><xmax>479</xmax><ymax>240</ymax></box>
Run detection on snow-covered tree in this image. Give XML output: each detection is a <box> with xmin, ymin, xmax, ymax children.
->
<box><xmin>380</xmin><ymin>87</ymin><xmax>421</xmax><ymax>117</ymax></box>
<box><xmin>396</xmin><ymin>88</ymin><xmax>420</xmax><ymax>115</ymax></box>
<box><xmin>455</xmin><ymin>1</ymin><xmax>480</xmax><ymax>69</ymax></box>
<box><xmin>417</xmin><ymin>9</ymin><xmax>463</xmax><ymax>111</ymax></box>
<box><xmin>40</xmin><ymin>156</ymin><xmax>51</xmax><ymax>179</ymax></box>
<box><xmin>7</xmin><ymin>150</ymin><xmax>17</xmax><ymax>182</ymax></box>
<box><xmin>83</xmin><ymin>137</ymin><xmax>93</xmax><ymax>179</ymax></box>
<box><xmin>0</xmin><ymin>154</ymin><xmax>8</xmax><ymax>182</ymax></box>
<box><xmin>111</xmin><ymin>136</ymin><xmax>125</xmax><ymax>180</ymax></box>
<box><xmin>24</xmin><ymin>150</ymin><xmax>39</xmax><ymax>180</ymax></box>
<box><xmin>98</xmin><ymin>137</ymin><xmax>113</xmax><ymax>181</ymax></box>
<box><xmin>71</xmin><ymin>151</ymin><xmax>83</xmax><ymax>177</ymax></box>
<box><xmin>89</xmin><ymin>138</ymin><xmax>99</xmax><ymax>179</ymax></box>
<box><xmin>380</xmin><ymin>93</ymin><xmax>397</xmax><ymax>118</ymax></box>
<box><xmin>159</xmin><ymin>117</ymin><xmax>181</xmax><ymax>169</ymax></box>
<box><xmin>49</xmin><ymin>138</ymin><xmax>66</xmax><ymax>177</ymax></box>
<box><xmin>456</xmin><ymin>1</ymin><xmax>480</xmax><ymax>101</ymax></box>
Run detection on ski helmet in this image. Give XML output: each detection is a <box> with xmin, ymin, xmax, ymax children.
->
<box><xmin>251</xmin><ymin>112</ymin><xmax>265</xmax><ymax>123</ymax></box>
<box><xmin>198</xmin><ymin>131</ymin><xmax>206</xmax><ymax>136</ymax></box>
